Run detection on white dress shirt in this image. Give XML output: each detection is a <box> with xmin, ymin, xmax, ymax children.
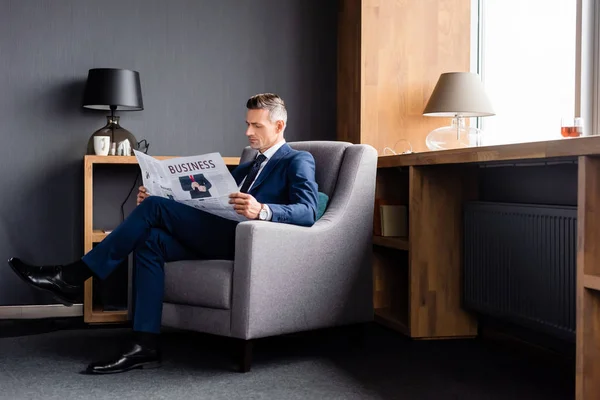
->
<box><xmin>238</xmin><ymin>140</ymin><xmax>286</xmax><ymax>220</ymax></box>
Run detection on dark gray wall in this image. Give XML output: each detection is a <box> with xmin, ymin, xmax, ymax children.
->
<box><xmin>0</xmin><ymin>0</ymin><xmax>337</xmax><ymax>305</ymax></box>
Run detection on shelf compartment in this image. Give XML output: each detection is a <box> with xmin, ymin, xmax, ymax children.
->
<box><xmin>373</xmin><ymin>236</ymin><xmax>409</xmax><ymax>251</ymax></box>
<box><xmin>373</xmin><ymin>247</ymin><xmax>409</xmax><ymax>336</ymax></box>
<box><xmin>584</xmin><ymin>274</ymin><xmax>600</xmax><ymax>292</ymax></box>
<box><xmin>88</xmin><ymin>306</ymin><xmax>128</xmax><ymax>324</ymax></box>
<box><xmin>374</xmin><ymin>307</ymin><xmax>409</xmax><ymax>336</ymax></box>
<box><xmin>92</xmin><ymin>229</ymin><xmax>109</xmax><ymax>243</ymax></box>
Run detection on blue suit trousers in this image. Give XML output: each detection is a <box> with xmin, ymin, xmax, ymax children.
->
<box><xmin>82</xmin><ymin>196</ymin><xmax>238</xmax><ymax>333</ymax></box>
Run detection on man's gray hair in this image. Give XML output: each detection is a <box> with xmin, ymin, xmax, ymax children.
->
<box><xmin>246</xmin><ymin>93</ymin><xmax>288</xmax><ymax>124</ymax></box>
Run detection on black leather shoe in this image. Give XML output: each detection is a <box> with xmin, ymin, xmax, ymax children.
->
<box><xmin>85</xmin><ymin>342</ymin><xmax>161</xmax><ymax>374</ymax></box>
<box><xmin>7</xmin><ymin>257</ymin><xmax>82</xmax><ymax>306</ymax></box>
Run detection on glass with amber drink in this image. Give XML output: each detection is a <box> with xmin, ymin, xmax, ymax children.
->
<box><xmin>561</xmin><ymin>117</ymin><xmax>583</xmax><ymax>138</ymax></box>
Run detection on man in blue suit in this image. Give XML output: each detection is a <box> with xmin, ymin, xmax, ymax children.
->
<box><xmin>7</xmin><ymin>93</ymin><xmax>318</xmax><ymax>374</ymax></box>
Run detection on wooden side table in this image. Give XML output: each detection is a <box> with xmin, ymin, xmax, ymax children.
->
<box><xmin>83</xmin><ymin>155</ymin><xmax>240</xmax><ymax>323</ymax></box>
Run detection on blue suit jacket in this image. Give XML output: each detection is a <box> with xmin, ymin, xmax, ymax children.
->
<box><xmin>231</xmin><ymin>143</ymin><xmax>318</xmax><ymax>227</ymax></box>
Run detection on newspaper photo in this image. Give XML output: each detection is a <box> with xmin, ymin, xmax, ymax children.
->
<box><xmin>133</xmin><ymin>150</ymin><xmax>247</xmax><ymax>222</ymax></box>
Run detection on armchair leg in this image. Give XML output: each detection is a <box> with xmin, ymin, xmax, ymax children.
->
<box><xmin>236</xmin><ymin>339</ymin><xmax>254</xmax><ymax>373</ymax></box>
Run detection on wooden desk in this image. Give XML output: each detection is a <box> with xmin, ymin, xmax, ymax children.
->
<box><xmin>83</xmin><ymin>155</ymin><xmax>240</xmax><ymax>324</ymax></box>
<box><xmin>374</xmin><ymin>135</ymin><xmax>600</xmax><ymax>400</ymax></box>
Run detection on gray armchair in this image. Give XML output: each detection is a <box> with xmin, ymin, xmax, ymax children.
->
<box><xmin>160</xmin><ymin>141</ymin><xmax>378</xmax><ymax>371</ymax></box>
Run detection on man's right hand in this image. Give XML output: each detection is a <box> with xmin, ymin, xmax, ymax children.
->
<box><xmin>137</xmin><ymin>186</ymin><xmax>150</xmax><ymax>206</ymax></box>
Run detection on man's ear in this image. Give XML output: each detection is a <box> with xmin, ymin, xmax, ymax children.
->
<box><xmin>276</xmin><ymin>120</ymin><xmax>285</xmax><ymax>133</ymax></box>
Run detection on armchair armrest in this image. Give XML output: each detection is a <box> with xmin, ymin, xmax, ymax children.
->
<box><xmin>230</xmin><ymin>219</ymin><xmax>373</xmax><ymax>339</ymax></box>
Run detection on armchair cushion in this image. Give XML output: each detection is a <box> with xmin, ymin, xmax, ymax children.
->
<box><xmin>164</xmin><ymin>260</ymin><xmax>233</xmax><ymax>309</ymax></box>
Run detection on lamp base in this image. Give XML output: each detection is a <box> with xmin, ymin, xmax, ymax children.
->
<box><xmin>86</xmin><ymin>116</ymin><xmax>137</xmax><ymax>155</ymax></box>
<box><xmin>425</xmin><ymin>117</ymin><xmax>482</xmax><ymax>151</ymax></box>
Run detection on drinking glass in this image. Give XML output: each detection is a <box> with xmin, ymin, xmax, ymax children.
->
<box><xmin>561</xmin><ymin>117</ymin><xmax>583</xmax><ymax>138</ymax></box>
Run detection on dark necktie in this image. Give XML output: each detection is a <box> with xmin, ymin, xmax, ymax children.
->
<box><xmin>240</xmin><ymin>154</ymin><xmax>267</xmax><ymax>193</ymax></box>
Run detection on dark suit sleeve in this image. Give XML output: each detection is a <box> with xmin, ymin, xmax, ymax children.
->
<box><xmin>267</xmin><ymin>152</ymin><xmax>318</xmax><ymax>227</ymax></box>
<box><xmin>179</xmin><ymin>176</ymin><xmax>192</xmax><ymax>191</ymax></box>
<box><xmin>194</xmin><ymin>174</ymin><xmax>212</xmax><ymax>190</ymax></box>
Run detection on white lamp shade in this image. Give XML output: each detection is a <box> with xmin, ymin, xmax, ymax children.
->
<box><xmin>423</xmin><ymin>72</ymin><xmax>495</xmax><ymax>117</ymax></box>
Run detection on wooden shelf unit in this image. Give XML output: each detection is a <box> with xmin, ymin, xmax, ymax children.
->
<box><xmin>373</xmin><ymin>162</ymin><xmax>478</xmax><ymax>339</ymax></box>
<box><xmin>370</xmin><ymin>136</ymin><xmax>600</xmax><ymax>399</ymax></box>
<box><xmin>83</xmin><ymin>155</ymin><xmax>240</xmax><ymax>324</ymax></box>
<box><xmin>373</xmin><ymin>137</ymin><xmax>600</xmax><ymax>340</ymax></box>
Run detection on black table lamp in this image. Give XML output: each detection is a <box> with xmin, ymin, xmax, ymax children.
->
<box><xmin>83</xmin><ymin>68</ymin><xmax>144</xmax><ymax>155</ymax></box>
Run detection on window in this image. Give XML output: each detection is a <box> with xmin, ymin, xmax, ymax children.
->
<box><xmin>474</xmin><ymin>0</ymin><xmax>579</xmax><ymax>145</ymax></box>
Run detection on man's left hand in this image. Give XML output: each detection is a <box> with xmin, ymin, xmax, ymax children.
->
<box><xmin>229</xmin><ymin>192</ymin><xmax>262</xmax><ymax>219</ymax></box>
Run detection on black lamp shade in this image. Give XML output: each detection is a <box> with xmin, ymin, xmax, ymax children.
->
<box><xmin>82</xmin><ymin>68</ymin><xmax>143</xmax><ymax>111</ymax></box>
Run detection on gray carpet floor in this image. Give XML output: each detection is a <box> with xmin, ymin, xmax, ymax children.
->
<box><xmin>0</xmin><ymin>324</ymin><xmax>573</xmax><ymax>400</ymax></box>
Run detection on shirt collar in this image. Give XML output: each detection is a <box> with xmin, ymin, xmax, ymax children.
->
<box><xmin>259</xmin><ymin>140</ymin><xmax>286</xmax><ymax>161</ymax></box>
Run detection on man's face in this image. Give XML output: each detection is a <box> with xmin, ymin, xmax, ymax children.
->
<box><xmin>245</xmin><ymin>109</ymin><xmax>283</xmax><ymax>152</ymax></box>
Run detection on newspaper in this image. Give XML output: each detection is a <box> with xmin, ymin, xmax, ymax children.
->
<box><xmin>133</xmin><ymin>150</ymin><xmax>247</xmax><ymax>222</ymax></box>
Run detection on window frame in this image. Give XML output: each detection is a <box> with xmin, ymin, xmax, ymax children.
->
<box><xmin>578</xmin><ymin>0</ymin><xmax>599</xmax><ymax>136</ymax></box>
<box><xmin>471</xmin><ymin>0</ymin><xmax>598</xmax><ymax>139</ymax></box>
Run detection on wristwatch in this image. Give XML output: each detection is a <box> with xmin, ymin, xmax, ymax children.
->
<box><xmin>258</xmin><ymin>204</ymin><xmax>269</xmax><ymax>221</ymax></box>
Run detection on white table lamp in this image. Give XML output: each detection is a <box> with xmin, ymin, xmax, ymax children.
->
<box><xmin>423</xmin><ymin>72</ymin><xmax>495</xmax><ymax>150</ymax></box>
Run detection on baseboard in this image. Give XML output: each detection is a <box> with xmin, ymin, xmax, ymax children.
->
<box><xmin>0</xmin><ymin>304</ymin><xmax>83</xmax><ymax>319</ymax></box>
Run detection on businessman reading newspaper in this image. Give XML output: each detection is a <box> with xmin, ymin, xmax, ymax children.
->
<box><xmin>7</xmin><ymin>93</ymin><xmax>319</xmax><ymax>374</ymax></box>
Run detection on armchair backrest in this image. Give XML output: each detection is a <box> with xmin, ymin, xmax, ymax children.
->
<box><xmin>239</xmin><ymin>140</ymin><xmax>378</xmax><ymax>222</ymax></box>
<box><xmin>239</xmin><ymin>141</ymin><xmax>358</xmax><ymax>197</ymax></box>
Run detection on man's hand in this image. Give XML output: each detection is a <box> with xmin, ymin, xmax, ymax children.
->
<box><xmin>229</xmin><ymin>192</ymin><xmax>262</xmax><ymax>219</ymax></box>
<box><xmin>136</xmin><ymin>186</ymin><xmax>150</xmax><ymax>206</ymax></box>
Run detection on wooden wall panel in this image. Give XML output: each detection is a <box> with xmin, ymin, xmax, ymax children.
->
<box><xmin>338</xmin><ymin>0</ymin><xmax>472</xmax><ymax>153</ymax></box>
<box><xmin>362</xmin><ymin>0</ymin><xmax>471</xmax><ymax>154</ymax></box>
